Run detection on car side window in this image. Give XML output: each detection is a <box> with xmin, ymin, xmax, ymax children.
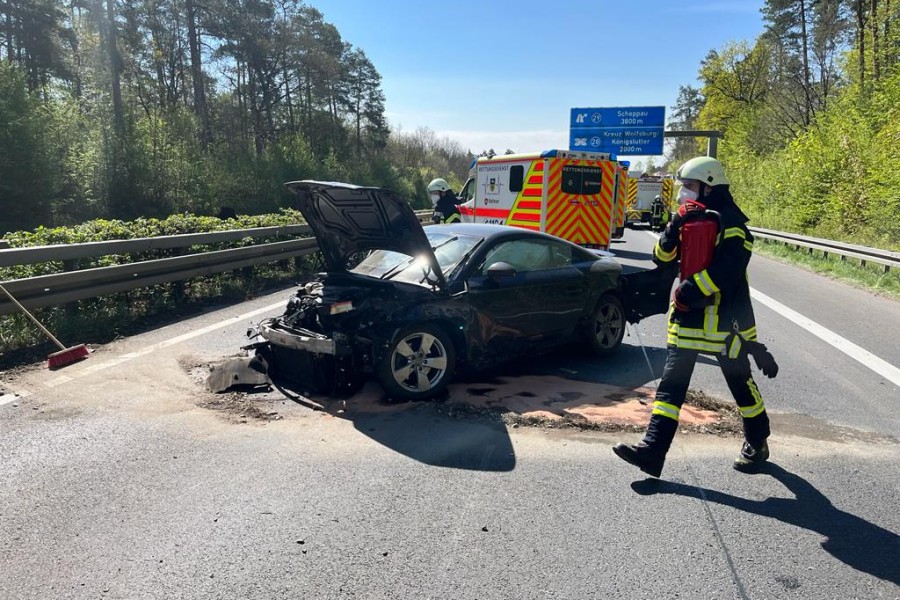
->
<box><xmin>480</xmin><ymin>239</ymin><xmax>572</xmax><ymax>274</ymax></box>
<box><xmin>544</xmin><ymin>241</ymin><xmax>573</xmax><ymax>268</ymax></box>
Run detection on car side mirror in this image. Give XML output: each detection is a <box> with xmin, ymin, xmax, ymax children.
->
<box><xmin>486</xmin><ymin>261</ymin><xmax>516</xmax><ymax>279</ymax></box>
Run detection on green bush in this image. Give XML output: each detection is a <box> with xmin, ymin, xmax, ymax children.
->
<box><xmin>0</xmin><ymin>210</ymin><xmax>310</xmax><ymax>355</ymax></box>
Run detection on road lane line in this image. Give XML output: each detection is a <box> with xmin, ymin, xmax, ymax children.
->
<box><xmin>40</xmin><ymin>300</ymin><xmax>286</xmax><ymax>390</ymax></box>
<box><xmin>644</xmin><ymin>230</ymin><xmax>900</xmax><ymax>388</ymax></box>
<box><xmin>749</xmin><ymin>288</ymin><xmax>900</xmax><ymax>387</ymax></box>
<box><xmin>0</xmin><ymin>393</ymin><xmax>21</xmax><ymax>406</ymax></box>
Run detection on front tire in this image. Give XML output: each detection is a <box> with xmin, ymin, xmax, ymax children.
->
<box><xmin>376</xmin><ymin>323</ymin><xmax>456</xmax><ymax>402</ymax></box>
<box><xmin>589</xmin><ymin>294</ymin><xmax>626</xmax><ymax>356</ymax></box>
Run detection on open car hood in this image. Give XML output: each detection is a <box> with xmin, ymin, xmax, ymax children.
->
<box><xmin>286</xmin><ymin>181</ymin><xmax>447</xmax><ymax>291</ymax></box>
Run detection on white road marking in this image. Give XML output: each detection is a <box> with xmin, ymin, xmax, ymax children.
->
<box><xmin>749</xmin><ymin>288</ymin><xmax>900</xmax><ymax>387</ymax></box>
<box><xmin>15</xmin><ymin>300</ymin><xmax>286</xmax><ymax>395</ymax></box>
<box><xmin>644</xmin><ymin>230</ymin><xmax>900</xmax><ymax>388</ymax></box>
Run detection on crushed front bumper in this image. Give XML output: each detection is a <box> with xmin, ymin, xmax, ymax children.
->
<box><xmin>245</xmin><ymin>319</ymin><xmax>364</xmax><ymax>397</ymax></box>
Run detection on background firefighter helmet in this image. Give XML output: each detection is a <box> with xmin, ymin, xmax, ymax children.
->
<box><xmin>427</xmin><ymin>178</ymin><xmax>452</xmax><ymax>193</ymax></box>
<box><xmin>676</xmin><ymin>156</ymin><xmax>730</xmax><ymax>187</ymax></box>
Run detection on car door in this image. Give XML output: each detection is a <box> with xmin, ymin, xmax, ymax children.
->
<box><xmin>464</xmin><ymin>237</ymin><xmax>588</xmax><ymax>362</ymax></box>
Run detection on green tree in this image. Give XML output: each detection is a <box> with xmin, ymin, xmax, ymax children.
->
<box><xmin>343</xmin><ymin>47</ymin><xmax>388</xmax><ymax>157</ymax></box>
<box><xmin>0</xmin><ymin>63</ymin><xmax>53</xmax><ymax>233</ymax></box>
<box><xmin>665</xmin><ymin>85</ymin><xmax>705</xmax><ymax>169</ymax></box>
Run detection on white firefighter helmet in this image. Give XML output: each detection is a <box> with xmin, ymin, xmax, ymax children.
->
<box><xmin>427</xmin><ymin>178</ymin><xmax>452</xmax><ymax>193</ymax></box>
<box><xmin>676</xmin><ymin>156</ymin><xmax>730</xmax><ymax>187</ymax></box>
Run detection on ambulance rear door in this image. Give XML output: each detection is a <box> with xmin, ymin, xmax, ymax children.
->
<box><xmin>544</xmin><ymin>157</ymin><xmax>617</xmax><ymax>248</ymax></box>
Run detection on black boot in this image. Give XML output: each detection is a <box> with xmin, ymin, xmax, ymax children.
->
<box><xmin>733</xmin><ymin>440</ymin><xmax>769</xmax><ymax>472</ymax></box>
<box><xmin>612</xmin><ymin>442</ymin><xmax>666</xmax><ymax>478</ymax></box>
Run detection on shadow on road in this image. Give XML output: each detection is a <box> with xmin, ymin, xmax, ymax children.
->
<box><xmin>346</xmin><ymin>402</ymin><xmax>516</xmax><ymax>472</ymax></box>
<box><xmin>274</xmin><ymin>380</ymin><xmax>517</xmax><ymax>473</ymax></box>
<box><xmin>631</xmin><ymin>463</ymin><xmax>900</xmax><ymax>585</ymax></box>
<box><xmin>469</xmin><ymin>342</ymin><xmax>716</xmax><ymax>388</ymax></box>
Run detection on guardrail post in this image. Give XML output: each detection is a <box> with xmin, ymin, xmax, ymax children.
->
<box><xmin>62</xmin><ymin>258</ymin><xmax>80</xmax><ymax>318</ymax></box>
<box><xmin>171</xmin><ymin>249</ymin><xmax>188</xmax><ymax>302</ymax></box>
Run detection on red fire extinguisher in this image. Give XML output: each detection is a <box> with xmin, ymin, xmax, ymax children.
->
<box><xmin>678</xmin><ymin>201</ymin><xmax>721</xmax><ymax>280</ymax></box>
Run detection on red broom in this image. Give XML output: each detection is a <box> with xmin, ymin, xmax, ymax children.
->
<box><xmin>0</xmin><ymin>283</ymin><xmax>89</xmax><ymax>369</ymax></box>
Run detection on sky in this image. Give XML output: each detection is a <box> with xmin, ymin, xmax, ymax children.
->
<box><xmin>312</xmin><ymin>0</ymin><xmax>768</xmax><ymax>165</ymax></box>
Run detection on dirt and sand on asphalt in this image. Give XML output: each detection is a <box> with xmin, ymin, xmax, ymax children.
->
<box><xmin>184</xmin><ymin>355</ymin><xmax>743</xmax><ymax>436</ymax></box>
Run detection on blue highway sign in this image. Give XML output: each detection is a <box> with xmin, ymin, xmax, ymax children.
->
<box><xmin>569</xmin><ymin>106</ymin><xmax>665</xmax><ymax>155</ymax></box>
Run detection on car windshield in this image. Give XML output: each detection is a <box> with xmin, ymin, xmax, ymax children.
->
<box><xmin>350</xmin><ymin>230</ymin><xmax>483</xmax><ymax>285</ymax></box>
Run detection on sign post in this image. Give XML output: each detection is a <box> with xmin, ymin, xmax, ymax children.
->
<box><xmin>569</xmin><ymin>106</ymin><xmax>665</xmax><ymax>156</ymax></box>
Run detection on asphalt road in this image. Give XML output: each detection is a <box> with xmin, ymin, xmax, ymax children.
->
<box><xmin>1</xmin><ymin>227</ymin><xmax>898</xmax><ymax>600</ymax></box>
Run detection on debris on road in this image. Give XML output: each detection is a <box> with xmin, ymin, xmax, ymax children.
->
<box><xmin>205</xmin><ymin>355</ymin><xmax>270</xmax><ymax>393</ymax></box>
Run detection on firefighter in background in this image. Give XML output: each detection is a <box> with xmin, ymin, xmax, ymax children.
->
<box><xmin>613</xmin><ymin>156</ymin><xmax>778</xmax><ymax>478</ymax></box>
<box><xmin>428</xmin><ymin>178</ymin><xmax>462</xmax><ymax>224</ymax></box>
<box><xmin>649</xmin><ymin>194</ymin><xmax>665</xmax><ymax>231</ymax></box>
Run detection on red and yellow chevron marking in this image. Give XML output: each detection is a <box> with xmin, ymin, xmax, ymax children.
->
<box><xmin>662</xmin><ymin>178</ymin><xmax>674</xmax><ymax>210</ymax></box>
<box><xmin>544</xmin><ymin>159</ymin><xmax>615</xmax><ymax>246</ymax></box>
<box><xmin>506</xmin><ymin>160</ymin><xmax>544</xmax><ymax>231</ymax></box>
<box><xmin>627</xmin><ymin>177</ymin><xmax>638</xmax><ymax>208</ymax></box>
<box><xmin>615</xmin><ymin>167</ymin><xmax>627</xmax><ymax>229</ymax></box>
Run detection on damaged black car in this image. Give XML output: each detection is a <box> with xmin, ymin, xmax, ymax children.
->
<box><xmin>245</xmin><ymin>181</ymin><xmax>673</xmax><ymax>402</ymax></box>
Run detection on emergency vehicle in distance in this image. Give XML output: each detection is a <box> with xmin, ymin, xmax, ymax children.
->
<box><xmin>457</xmin><ymin>149</ymin><xmax>627</xmax><ymax>250</ymax></box>
<box><xmin>625</xmin><ymin>173</ymin><xmax>674</xmax><ymax>226</ymax></box>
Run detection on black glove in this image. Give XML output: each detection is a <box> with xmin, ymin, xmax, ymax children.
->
<box><xmin>663</xmin><ymin>212</ymin><xmax>683</xmax><ymax>238</ymax></box>
<box><xmin>673</xmin><ymin>278</ymin><xmax>704</xmax><ymax>311</ymax></box>
<box><xmin>745</xmin><ymin>340</ymin><xmax>779</xmax><ymax>378</ymax></box>
<box><xmin>669</xmin><ymin>201</ymin><xmax>709</xmax><ymax>234</ymax></box>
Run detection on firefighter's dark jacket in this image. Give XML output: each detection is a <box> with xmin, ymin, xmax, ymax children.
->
<box><xmin>654</xmin><ymin>188</ymin><xmax>757</xmax><ymax>356</ymax></box>
<box><xmin>433</xmin><ymin>192</ymin><xmax>462</xmax><ymax>224</ymax></box>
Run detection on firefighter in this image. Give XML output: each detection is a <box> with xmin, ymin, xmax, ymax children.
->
<box><xmin>428</xmin><ymin>178</ymin><xmax>461</xmax><ymax>224</ymax></box>
<box><xmin>650</xmin><ymin>195</ymin><xmax>664</xmax><ymax>231</ymax></box>
<box><xmin>613</xmin><ymin>156</ymin><xmax>777</xmax><ymax>478</ymax></box>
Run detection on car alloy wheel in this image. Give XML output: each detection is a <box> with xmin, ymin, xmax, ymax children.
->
<box><xmin>590</xmin><ymin>293</ymin><xmax>625</xmax><ymax>356</ymax></box>
<box><xmin>377</xmin><ymin>323</ymin><xmax>456</xmax><ymax>402</ymax></box>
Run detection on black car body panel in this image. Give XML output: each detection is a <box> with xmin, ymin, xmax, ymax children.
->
<box><xmin>249</xmin><ymin>182</ymin><xmax>671</xmax><ymax>401</ymax></box>
<box><xmin>622</xmin><ymin>264</ymin><xmax>679</xmax><ymax>324</ymax></box>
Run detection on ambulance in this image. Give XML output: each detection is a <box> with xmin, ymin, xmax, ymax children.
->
<box><xmin>458</xmin><ymin>149</ymin><xmax>625</xmax><ymax>250</ymax></box>
<box><xmin>625</xmin><ymin>173</ymin><xmax>674</xmax><ymax>225</ymax></box>
<box><xmin>612</xmin><ymin>161</ymin><xmax>629</xmax><ymax>239</ymax></box>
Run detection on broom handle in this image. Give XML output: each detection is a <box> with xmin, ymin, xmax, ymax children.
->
<box><xmin>0</xmin><ymin>283</ymin><xmax>66</xmax><ymax>351</ymax></box>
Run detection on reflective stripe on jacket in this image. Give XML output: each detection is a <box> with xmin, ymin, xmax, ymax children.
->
<box><xmin>655</xmin><ymin>206</ymin><xmax>757</xmax><ymax>354</ymax></box>
<box><xmin>433</xmin><ymin>194</ymin><xmax>462</xmax><ymax>224</ymax></box>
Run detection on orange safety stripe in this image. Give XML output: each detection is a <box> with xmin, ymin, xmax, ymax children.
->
<box><xmin>474</xmin><ymin>207</ymin><xmax>511</xmax><ymax>218</ymax></box>
<box><xmin>517</xmin><ymin>200</ymin><xmax>542</xmax><ymax>210</ymax></box>
<box><xmin>662</xmin><ymin>179</ymin><xmax>674</xmax><ymax>210</ymax></box>
<box><xmin>507</xmin><ymin>160</ymin><xmax>545</xmax><ymax>228</ymax></box>
<box><xmin>544</xmin><ymin>159</ymin><xmax>613</xmax><ymax>246</ymax></box>
<box><xmin>616</xmin><ymin>168</ymin><xmax>627</xmax><ymax>228</ymax></box>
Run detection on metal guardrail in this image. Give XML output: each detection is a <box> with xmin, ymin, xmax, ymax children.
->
<box><xmin>0</xmin><ymin>212</ymin><xmax>436</xmax><ymax>317</ymax></box>
<box><xmin>749</xmin><ymin>227</ymin><xmax>900</xmax><ymax>274</ymax></box>
<box><xmin>0</xmin><ymin>217</ymin><xmax>891</xmax><ymax>317</ymax></box>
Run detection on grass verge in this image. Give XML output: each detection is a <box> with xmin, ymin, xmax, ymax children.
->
<box><xmin>754</xmin><ymin>239</ymin><xmax>900</xmax><ymax>300</ymax></box>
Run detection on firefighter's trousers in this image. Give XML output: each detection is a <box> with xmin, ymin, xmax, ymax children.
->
<box><xmin>643</xmin><ymin>345</ymin><xmax>770</xmax><ymax>453</ymax></box>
